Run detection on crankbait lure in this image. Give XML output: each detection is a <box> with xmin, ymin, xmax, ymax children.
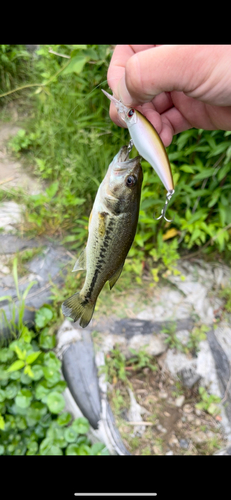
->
<box><xmin>102</xmin><ymin>89</ymin><xmax>174</xmax><ymax>221</ymax></box>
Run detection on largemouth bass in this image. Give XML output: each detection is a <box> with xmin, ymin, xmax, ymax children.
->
<box><xmin>61</xmin><ymin>145</ymin><xmax>143</xmax><ymax>328</ymax></box>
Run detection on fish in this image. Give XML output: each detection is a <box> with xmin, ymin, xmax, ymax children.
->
<box><xmin>102</xmin><ymin>89</ymin><xmax>174</xmax><ymax>221</ymax></box>
<box><xmin>61</xmin><ymin>145</ymin><xmax>143</xmax><ymax>328</ymax></box>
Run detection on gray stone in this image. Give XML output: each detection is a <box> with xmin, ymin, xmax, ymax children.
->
<box><xmin>179</xmin><ymin>439</ymin><xmax>189</xmax><ymax>449</ymax></box>
<box><xmin>177</xmin><ymin>366</ymin><xmax>201</xmax><ymax>388</ymax></box>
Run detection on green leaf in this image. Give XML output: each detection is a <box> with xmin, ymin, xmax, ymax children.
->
<box><xmin>71</xmin><ymin>44</ymin><xmax>87</xmax><ymax>51</ymax></box>
<box><xmin>0</xmin><ymin>390</ymin><xmax>5</xmax><ymax>403</ymax></box>
<box><xmin>217</xmin><ymin>162</ymin><xmax>231</xmax><ymax>182</ymax></box>
<box><xmin>64</xmin><ymin>426</ymin><xmax>78</xmax><ymax>443</ymax></box>
<box><xmin>23</xmin><ymin>365</ymin><xmax>34</xmax><ymax>378</ymax></box>
<box><xmin>0</xmin><ymin>295</ymin><xmax>13</xmax><ymax>302</ymax></box>
<box><xmin>15</xmin><ymin>389</ymin><xmax>32</xmax><ymax>408</ymax></box>
<box><xmin>35</xmin><ymin>307</ymin><xmax>53</xmax><ymax>329</ymax></box>
<box><xmin>26</xmin><ymin>402</ymin><xmax>47</xmax><ymax>426</ymax></box>
<box><xmin>0</xmin><ymin>348</ymin><xmax>14</xmax><ymax>362</ymax></box>
<box><xmin>39</xmin><ymin>330</ymin><xmax>56</xmax><ymax>349</ymax></box>
<box><xmin>35</xmin><ymin>380</ymin><xmax>51</xmax><ymax>402</ymax></box>
<box><xmin>90</xmin><ymin>442</ymin><xmax>109</xmax><ymax>455</ymax></box>
<box><xmin>65</xmin><ymin>444</ymin><xmax>79</xmax><ymax>455</ymax></box>
<box><xmin>193</xmin><ymin>168</ymin><xmax>216</xmax><ymax>180</ymax></box>
<box><xmin>13</xmin><ymin>345</ymin><xmax>27</xmax><ymax>361</ymax></box>
<box><xmin>7</xmin><ymin>360</ymin><xmax>25</xmax><ymax>372</ymax></box>
<box><xmin>12</xmin><ymin>257</ymin><xmax>20</xmax><ymax>299</ymax></box>
<box><xmin>180</xmin><ymin>165</ymin><xmax>195</xmax><ymax>173</ymax></box>
<box><xmin>30</xmin><ymin>364</ymin><xmax>44</xmax><ymax>381</ymax></box>
<box><xmin>62</xmin><ymin>55</ymin><xmax>88</xmax><ymax>75</ymax></box>
<box><xmin>57</xmin><ymin>412</ymin><xmax>72</xmax><ymax>427</ymax></box>
<box><xmin>46</xmin><ymin>392</ymin><xmax>65</xmax><ymax>414</ymax></box>
<box><xmin>45</xmin><ymin>181</ymin><xmax>59</xmax><ymax>199</ymax></box>
<box><xmin>75</xmin><ymin>444</ymin><xmax>91</xmax><ymax>455</ymax></box>
<box><xmin>39</xmin><ymin>437</ymin><xmax>63</xmax><ymax>455</ymax></box>
<box><xmin>26</xmin><ymin>351</ymin><xmax>41</xmax><ymax>365</ymax></box>
<box><xmin>71</xmin><ymin>417</ymin><xmax>89</xmax><ymax>435</ymax></box>
<box><xmin>4</xmin><ymin>382</ymin><xmax>19</xmax><ymax>400</ymax></box>
<box><xmin>43</xmin><ymin>366</ymin><xmax>60</xmax><ymax>386</ymax></box>
<box><xmin>43</xmin><ymin>352</ymin><xmax>61</xmax><ymax>370</ymax></box>
<box><xmin>26</xmin><ymin>441</ymin><xmax>38</xmax><ymax>455</ymax></box>
<box><xmin>208</xmin><ymin>190</ymin><xmax>220</xmax><ymax>208</ymax></box>
<box><xmin>22</xmin><ymin>280</ymin><xmax>37</xmax><ymax>300</ymax></box>
<box><xmin>0</xmin><ymin>415</ymin><xmax>5</xmax><ymax>431</ymax></box>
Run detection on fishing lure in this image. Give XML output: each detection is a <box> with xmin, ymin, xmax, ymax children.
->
<box><xmin>102</xmin><ymin>89</ymin><xmax>174</xmax><ymax>221</ymax></box>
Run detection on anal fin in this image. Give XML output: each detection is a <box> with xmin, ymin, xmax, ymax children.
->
<box><xmin>108</xmin><ymin>264</ymin><xmax>124</xmax><ymax>290</ymax></box>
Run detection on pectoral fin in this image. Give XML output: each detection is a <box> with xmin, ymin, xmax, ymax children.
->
<box><xmin>108</xmin><ymin>264</ymin><xmax>124</xmax><ymax>290</ymax></box>
<box><xmin>72</xmin><ymin>248</ymin><xmax>86</xmax><ymax>272</ymax></box>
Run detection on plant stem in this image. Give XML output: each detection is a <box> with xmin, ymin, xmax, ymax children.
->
<box><xmin>0</xmin><ymin>60</ymin><xmax>71</xmax><ymax>98</ymax></box>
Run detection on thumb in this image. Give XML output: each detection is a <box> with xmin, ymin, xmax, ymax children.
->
<box><xmin>117</xmin><ymin>45</ymin><xmax>231</xmax><ymax>107</ymax></box>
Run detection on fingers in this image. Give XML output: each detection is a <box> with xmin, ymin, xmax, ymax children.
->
<box><xmin>107</xmin><ymin>45</ymin><xmax>156</xmax><ymax>97</ymax></box>
<box><xmin>107</xmin><ymin>45</ymin><xmax>157</xmax><ymax>128</ymax></box>
<box><xmin>116</xmin><ymin>45</ymin><xmax>199</xmax><ymax>106</ymax></box>
<box><xmin>114</xmin><ymin>45</ymin><xmax>231</xmax><ymax>108</ymax></box>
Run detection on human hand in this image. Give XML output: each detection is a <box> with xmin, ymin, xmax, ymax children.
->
<box><xmin>107</xmin><ymin>45</ymin><xmax>231</xmax><ymax>147</ymax></box>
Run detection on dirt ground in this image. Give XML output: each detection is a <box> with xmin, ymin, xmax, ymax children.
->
<box><xmin>107</xmin><ymin>358</ymin><xmax>226</xmax><ymax>455</ymax></box>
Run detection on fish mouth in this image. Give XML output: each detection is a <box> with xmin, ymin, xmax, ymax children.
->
<box><xmin>113</xmin><ymin>146</ymin><xmax>141</xmax><ymax>172</ymax></box>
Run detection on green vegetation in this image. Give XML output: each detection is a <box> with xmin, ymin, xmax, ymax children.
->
<box><xmin>0</xmin><ymin>259</ymin><xmax>108</xmax><ymax>455</ymax></box>
<box><xmin>195</xmin><ymin>386</ymin><xmax>221</xmax><ymax>416</ymax></box>
<box><xmin>1</xmin><ymin>44</ymin><xmax>231</xmax><ymax>282</ymax></box>
<box><xmin>100</xmin><ymin>344</ymin><xmax>157</xmax><ymax>385</ymax></box>
<box><xmin>162</xmin><ymin>322</ymin><xmax>209</xmax><ymax>355</ymax></box>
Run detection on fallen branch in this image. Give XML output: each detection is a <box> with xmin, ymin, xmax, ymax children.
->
<box><xmin>127</xmin><ymin>421</ymin><xmax>153</xmax><ymax>426</ymax></box>
<box><xmin>0</xmin><ymin>59</ymin><xmax>70</xmax><ymax>99</ymax></box>
<box><xmin>0</xmin><ymin>177</ymin><xmax>15</xmax><ymax>185</ymax></box>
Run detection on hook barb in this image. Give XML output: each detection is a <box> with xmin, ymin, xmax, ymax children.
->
<box><xmin>154</xmin><ymin>190</ymin><xmax>175</xmax><ymax>222</ymax></box>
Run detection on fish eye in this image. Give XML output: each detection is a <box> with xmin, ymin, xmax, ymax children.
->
<box><xmin>127</xmin><ymin>109</ymin><xmax>134</xmax><ymax>118</ymax></box>
<box><xmin>126</xmin><ymin>175</ymin><xmax>137</xmax><ymax>188</ymax></box>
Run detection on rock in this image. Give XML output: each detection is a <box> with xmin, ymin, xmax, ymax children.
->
<box><xmin>0</xmin><ymin>201</ymin><xmax>25</xmax><ymax>232</ymax></box>
<box><xmin>177</xmin><ymin>366</ymin><xmax>201</xmax><ymax>388</ymax></box>
<box><xmin>193</xmin><ymin>431</ymin><xmax>207</xmax><ymax>444</ymax></box>
<box><xmin>128</xmin><ymin>333</ymin><xmax>167</xmax><ymax>357</ymax></box>
<box><xmin>0</xmin><ymin>236</ymin><xmax>71</xmax><ymax>341</ymax></box>
<box><xmin>159</xmin><ymin>391</ymin><xmax>168</xmax><ymax>399</ymax></box>
<box><xmin>168</xmin><ymin>260</ymin><xmax>222</xmax><ymax>324</ymax></box>
<box><xmin>183</xmin><ymin>404</ymin><xmax>193</xmax><ymax>413</ymax></box>
<box><xmin>165</xmin><ymin>349</ymin><xmax>197</xmax><ymax>377</ymax></box>
<box><xmin>156</xmin><ymin>423</ymin><xmax>167</xmax><ymax>433</ymax></box>
<box><xmin>175</xmin><ymin>329</ymin><xmax>190</xmax><ymax>346</ymax></box>
<box><xmin>179</xmin><ymin>439</ymin><xmax>189</xmax><ymax>449</ymax></box>
<box><xmin>168</xmin><ymin>434</ymin><xmax>179</xmax><ymax>446</ymax></box>
<box><xmin>175</xmin><ymin>395</ymin><xmax>185</xmax><ymax>407</ymax></box>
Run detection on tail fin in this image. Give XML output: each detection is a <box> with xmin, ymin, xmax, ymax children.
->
<box><xmin>61</xmin><ymin>293</ymin><xmax>95</xmax><ymax>328</ymax></box>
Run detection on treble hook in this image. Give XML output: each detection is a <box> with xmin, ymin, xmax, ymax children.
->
<box><xmin>155</xmin><ymin>190</ymin><xmax>175</xmax><ymax>222</ymax></box>
<box><xmin>127</xmin><ymin>139</ymin><xmax>134</xmax><ymax>153</ymax></box>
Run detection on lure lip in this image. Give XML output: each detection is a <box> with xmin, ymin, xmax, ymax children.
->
<box><xmin>102</xmin><ymin>89</ymin><xmax>128</xmax><ymax>118</ymax></box>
